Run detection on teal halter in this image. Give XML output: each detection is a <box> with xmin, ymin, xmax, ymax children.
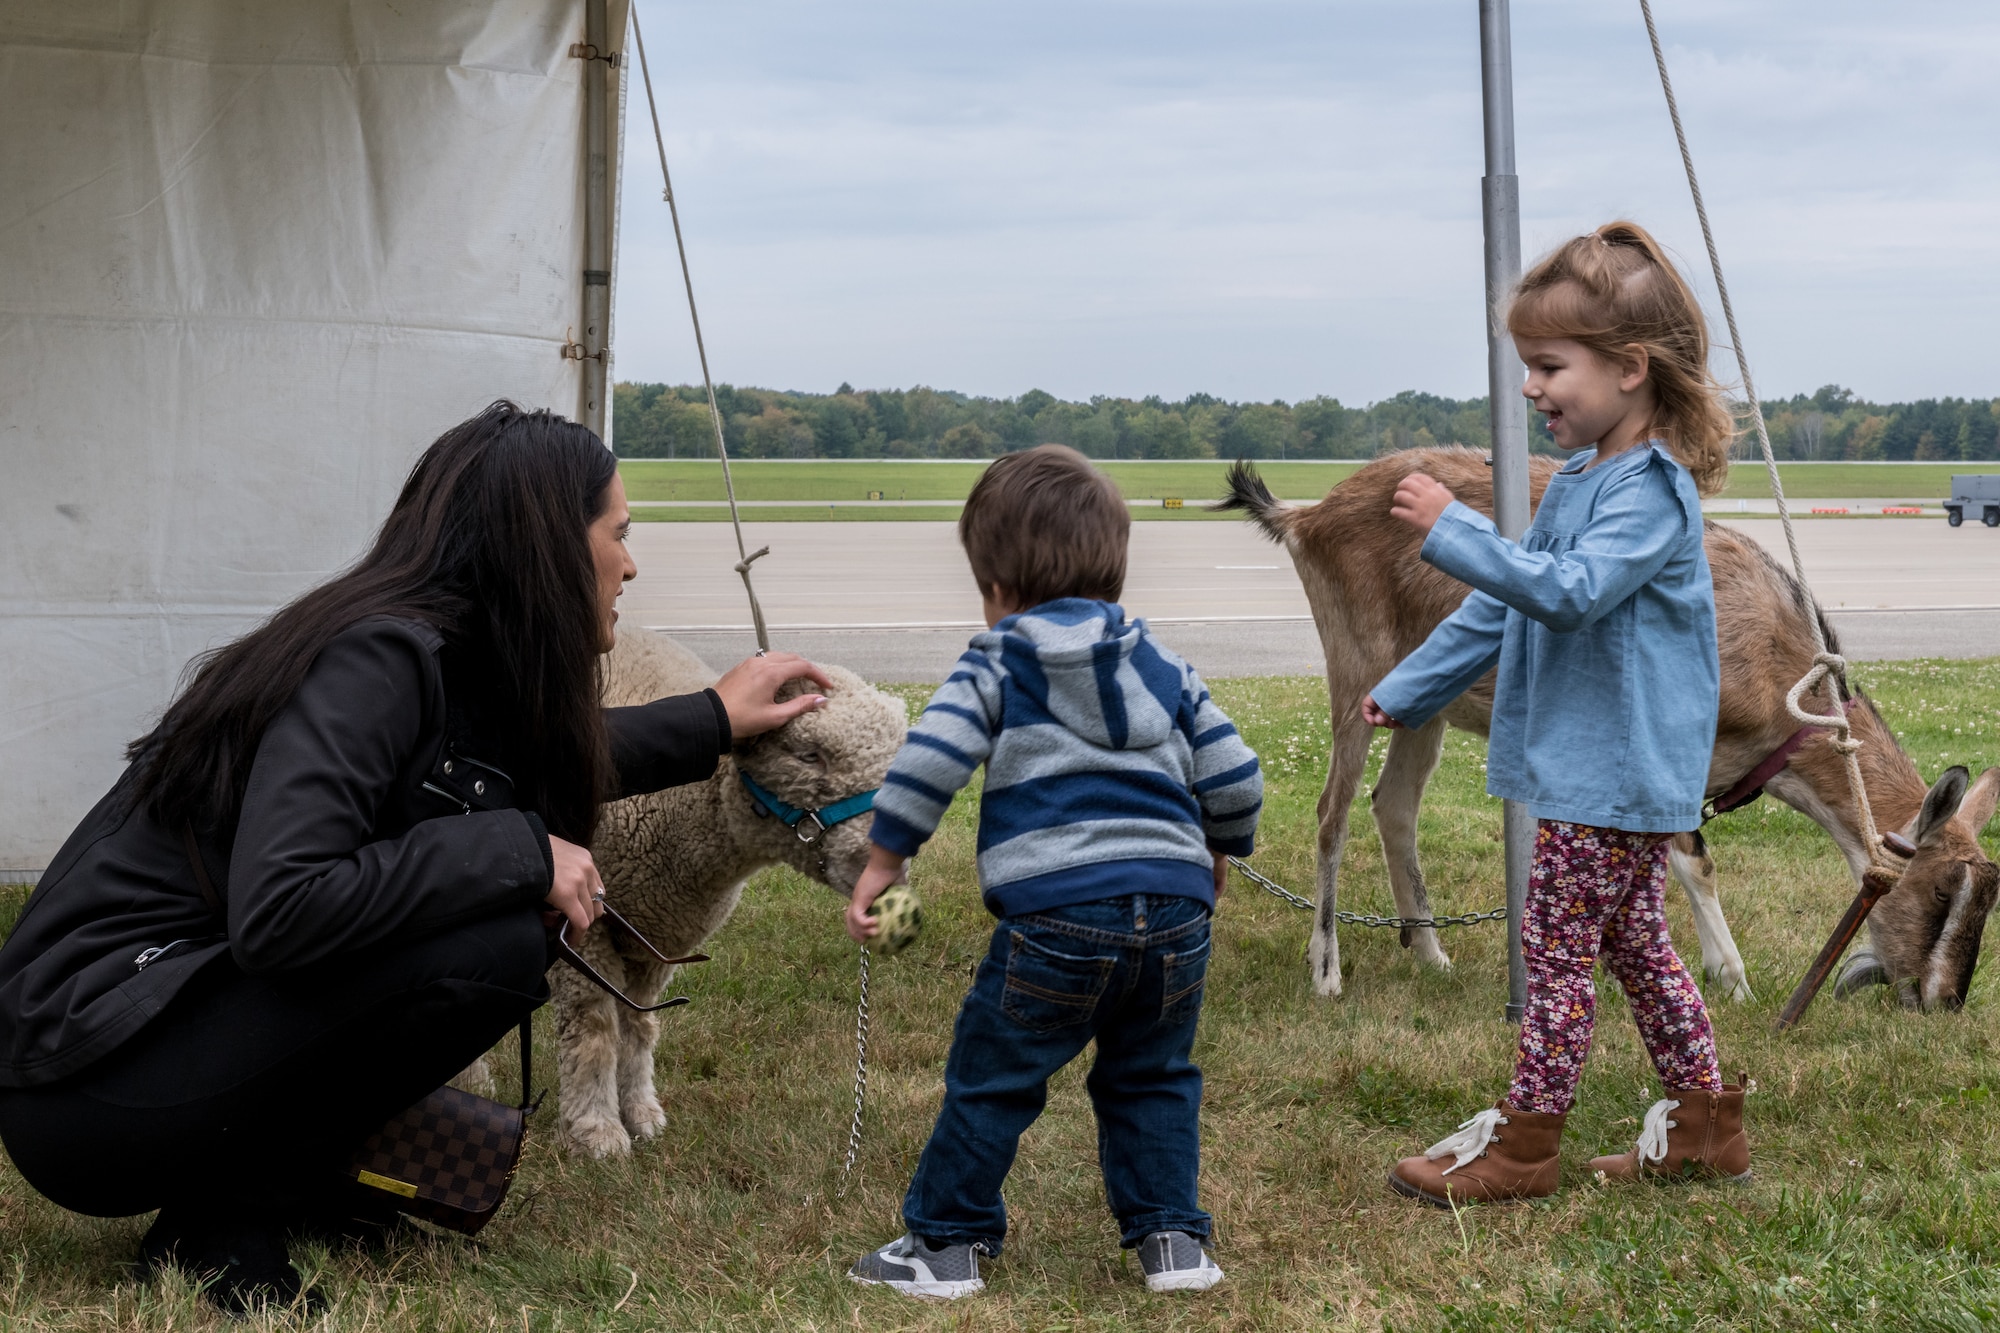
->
<box><xmin>738</xmin><ymin>770</ymin><xmax>878</xmax><ymax>844</ymax></box>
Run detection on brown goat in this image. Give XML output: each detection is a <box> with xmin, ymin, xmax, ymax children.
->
<box><xmin>1220</xmin><ymin>448</ymin><xmax>2000</xmax><ymax>1009</ymax></box>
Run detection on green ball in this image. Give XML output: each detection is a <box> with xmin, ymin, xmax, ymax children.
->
<box><xmin>867</xmin><ymin>884</ymin><xmax>923</xmax><ymax>956</ymax></box>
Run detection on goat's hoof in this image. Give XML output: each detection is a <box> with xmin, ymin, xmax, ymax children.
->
<box><xmin>563</xmin><ymin>1113</ymin><xmax>633</xmax><ymax>1159</ymax></box>
<box><xmin>622</xmin><ymin>1096</ymin><xmax>667</xmax><ymax>1141</ymax></box>
<box><xmin>1718</xmin><ymin>973</ymin><xmax>1755</xmax><ymax>1004</ymax></box>
<box><xmin>1416</xmin><ymin>949</ymin><xmax>1454</xmax><ymax>972</ymax></box>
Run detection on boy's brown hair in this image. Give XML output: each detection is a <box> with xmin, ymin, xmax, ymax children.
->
<box><xmin>958</xmin><ymin>444</ymin><xmax>1129</xmax><ymax>608</ymax></box>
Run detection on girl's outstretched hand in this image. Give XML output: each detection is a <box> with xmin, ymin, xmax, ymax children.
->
<box><xmin>1361</xmin><ymin>694</ymin><xmax>1405</xmax><ymax>730</ymax></box>
<box><xmin>1390</xmin><ymin>472</ymin><xmax>1456</xmax><ymax>535</ymax></box>
<box><xmin>714</xmin><ymin>651</ymin><xmax>834</xmax><ymax>738</ymax></box>
<box><xmin>845</xmin><ymin>844</ymin><xmax>910</xmax><ymax>944</ymax></box>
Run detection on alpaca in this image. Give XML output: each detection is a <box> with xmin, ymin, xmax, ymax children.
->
<box><xmin>468</xmin><ymin>628</ymin><xmax>908</xmax><ymax>1157</ymax></box>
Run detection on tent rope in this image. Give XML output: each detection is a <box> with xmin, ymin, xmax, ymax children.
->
<box><xmin>1638</xmin><ymin>0</ymin><xmax>1891</xmax><ymax>867</ymax></box>
<box><xmin>629</xmin><ymin>4</ymin><xmax>771</xmax><ymax>653</ymax></box>
<box><xmin>629</xmin><ymin>6</ymin><xmax>872</xmax><ymax>1186</ymax></box>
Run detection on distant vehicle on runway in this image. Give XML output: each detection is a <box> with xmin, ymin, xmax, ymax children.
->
<box><xmin>1943</xmin><ymin>475</ymin><xmax>2000</xmax><ymax>528</ymax></box>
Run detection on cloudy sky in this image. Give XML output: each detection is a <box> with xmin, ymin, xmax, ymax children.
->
<box><xmin>613</xmin><ymin>1</ymin><xmax>2000</xmax><ymax>406</ymax></box>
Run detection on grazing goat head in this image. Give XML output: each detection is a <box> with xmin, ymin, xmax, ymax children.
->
<box><xmin>730</xmin><ymin>667</ymin><xmax>907</xmax><ymax>894</ymax></box>
<box><xmin>1860</xmin><ymin>766</ymin><xmax>2000</xmax><ymax>1010</ymax></box>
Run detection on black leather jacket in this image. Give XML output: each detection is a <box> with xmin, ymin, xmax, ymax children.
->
<box><xmin>0</xmin><ymin>616</ymin><xmax>728</xmax><ymax>1087</ymax></box>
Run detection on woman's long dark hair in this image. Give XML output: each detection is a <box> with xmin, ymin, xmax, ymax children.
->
<box><xmin>126</xmin><ymin>401</ymin><xmax>618</xmax><ymax>844</ymax></box>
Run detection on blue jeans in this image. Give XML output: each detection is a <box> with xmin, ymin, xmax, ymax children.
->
<box><xmin>902</xmin><ymin>893</ymin><xmax>1212</xmax><ymax>1255</ymax></box>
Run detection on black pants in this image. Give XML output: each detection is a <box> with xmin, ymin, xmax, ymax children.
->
<box><xmin>0</xmin><ymin>910</ymin><xmax>547</xmax><ymax>1219</ymax></box>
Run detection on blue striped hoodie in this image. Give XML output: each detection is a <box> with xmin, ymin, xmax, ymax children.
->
<box><xmin>870</xmin><ymin>599</ymin><xmax>1263</xmax><ymax>917</ymax></box>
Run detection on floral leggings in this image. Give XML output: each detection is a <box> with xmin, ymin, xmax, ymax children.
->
<box><xmin>1508</xmin><ymin>821</ymin><xmax>1723</xmax><ymax>1116</ymax></box>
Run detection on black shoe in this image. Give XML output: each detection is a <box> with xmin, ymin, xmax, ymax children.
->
<box><xmin>285</xmin><ymin>1179</ymin><xmax>409</xmax><ymax>1251</ymax></box>
<box><xmin>139</xmin><ymin>1208</ymin><xmax>325</xmax><ymax>1317</ymax></box>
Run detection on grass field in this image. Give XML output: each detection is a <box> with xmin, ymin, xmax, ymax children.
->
<box><xmin>617</xmin><ymin>461</ymin><xmax>1366</xmax><ymax>506</ymax></box>
<box><xmin>620</xmin><ymin>459</ymin><xmax>2000</xmax><ymax>522</ymax></box>
<box><xmin>5</xmin><ymin>658</ymin><xmax>2000</xmax><ymax>1329</ymax></box>
<box><xmin>1716</xmin><ymin>462</ymin><xmax>2000</xmax><ymax>501</ymax></box>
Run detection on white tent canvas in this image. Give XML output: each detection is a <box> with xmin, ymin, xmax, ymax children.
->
<box><xmin>1</xmin><ymin>0</ymin><xmax>625</xmax><ymax>873</ymax></box>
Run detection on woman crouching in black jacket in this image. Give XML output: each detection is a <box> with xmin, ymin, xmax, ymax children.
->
<box><xmin>0</xmin><ymin>402</ymin><xmax>829</xmax><ymax>1311</ymax></box>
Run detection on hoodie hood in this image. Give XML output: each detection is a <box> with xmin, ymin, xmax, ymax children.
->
<box><xmin>971</xmin><ymin>599</ymin><xmax>1183</xmax><ymax>750</ymax></box>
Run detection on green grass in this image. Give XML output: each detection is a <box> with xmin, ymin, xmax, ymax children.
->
<box><xmin>619</xmin><ymin>459</ymin><xmax>2000</xmax><ymax>520</ymax></box>
<box><xmin>1718</xmin><ymin>462</ymin><xmax>2000</xmax><ymax>501</ymax></box>
<box><xmin>619</xmin><ymin>460</ymin><xmax>1364</xmax><ymax>504</ymax></box>
<box><xmin>6</xmin><ymin>659</ymin><xmax>2000</xmax><ymax>1328</ymax></box>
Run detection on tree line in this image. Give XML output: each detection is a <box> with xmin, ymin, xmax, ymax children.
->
<box><xmin>1753</xmin><ymin>386</ymin><xmax>2000</xmax><ymax>462</ymax></box>
<box><xmin>611</xmin><ymin>381</ymin><xmax>2000</xmax><ymax>462</ymax></box>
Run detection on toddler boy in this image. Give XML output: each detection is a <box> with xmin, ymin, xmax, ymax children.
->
<box><xmin>844</xmin><ymin>445</ymin><xmax>1262</xmax><ymax>1298</ymax></box>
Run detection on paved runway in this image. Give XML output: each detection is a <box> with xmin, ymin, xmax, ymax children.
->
<box><xmin>625</xmin><ymin>518</ymin><xmax>2000</xmax><ymax>681</ymax></box>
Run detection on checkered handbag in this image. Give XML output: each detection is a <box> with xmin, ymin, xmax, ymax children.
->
<box><xmin>346</xmin><ymin>1017</ymin><xmax>536</xmax><ymax>1236</ymax></box>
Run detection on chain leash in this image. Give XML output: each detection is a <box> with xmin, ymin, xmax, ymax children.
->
<box><xmin>836</xmin><ymin>945</ymin><xmax>870</xmax><ymax>1193</ymax></box>
<box><xmin>832</xmin><ymin>864</ymin><xmax>1494</xmax><ymax>1186</ymax></box>
<box><xmin>1227</xmin><ymin>857</ymin><xmax>1507</xmax><ymax>931</ymax></box>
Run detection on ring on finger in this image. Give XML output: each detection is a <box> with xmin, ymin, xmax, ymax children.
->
<box><xmin>591</xmin><ymin>891</ymin><xmax>605</xmax><ymax>903</ymax></box>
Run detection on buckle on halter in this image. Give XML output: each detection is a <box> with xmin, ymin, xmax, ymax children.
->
<box><xmin>796</xmin><ymin>810</ymin><xmax>827</xmax><ymax>844</ymax></box>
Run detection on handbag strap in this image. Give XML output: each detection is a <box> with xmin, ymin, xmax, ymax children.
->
<box><xmin>518</xmin><ymin>1015</ymin><xmax>541</xmax><ymax>1114</ymax></box>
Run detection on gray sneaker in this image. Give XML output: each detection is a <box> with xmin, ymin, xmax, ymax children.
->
<box><xmin>848</xmin><ymin>1234</ymin><xmax>985</xmax><ymax>1300</ymax></box>
<box><xmin>1137</xmin><ymin>1231</ymin><xmax>1224</xmax><ymax>1293</ymax></box>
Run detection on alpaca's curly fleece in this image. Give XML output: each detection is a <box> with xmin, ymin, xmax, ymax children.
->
<box><xmin>476</xmin><ymin>628</ymin><xmax>908</xmax><ymax>1158</ymax></box>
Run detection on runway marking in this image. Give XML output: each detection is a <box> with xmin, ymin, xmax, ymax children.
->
<box><xmin>1824</xmin><ymin>605</ymin><xmax>2000</xmax><ymax>614</ymax></box>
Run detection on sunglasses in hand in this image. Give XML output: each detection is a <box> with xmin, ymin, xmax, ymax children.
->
<box><xmin>544</xmin><ymin>904</ymin><xmax>709</xmax><ymax>1013</ymax></box>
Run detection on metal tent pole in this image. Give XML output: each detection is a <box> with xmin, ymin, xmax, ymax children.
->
<box><xmin>578</xmin><ymin>0</ymin><xmax>613</xmax><ymax>437</ymax></box>
<box><xmin>1478</xmin><ymin>0</ymin><xmax>1532</xmax><ymax>1024</ymax></box>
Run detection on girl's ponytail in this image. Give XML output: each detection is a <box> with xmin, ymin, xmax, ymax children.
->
<box><xmin>1507</xmin><ymin>220</ymin><xmax>1734</xmax><ymax>496</ymax></box>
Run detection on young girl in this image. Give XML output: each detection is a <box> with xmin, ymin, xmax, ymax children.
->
<box><xmin>1364</xmin><ymin>221</ymin><xmax>1748</xmax><ymax>1206</ymax></box>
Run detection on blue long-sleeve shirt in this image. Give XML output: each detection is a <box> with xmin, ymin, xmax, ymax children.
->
<box><xmin>870</xmin><ymin>599</ymin><xmax>1263</xmax><ymax>916</ymax></box>
<box><xmin>1370</xmin><ymin>442</ymin><xmax>1720</xmax><ymax>833</ymax></box>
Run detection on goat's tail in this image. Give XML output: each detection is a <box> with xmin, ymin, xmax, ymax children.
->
<box><xmin>1209</xmin><ymin>459</ymin><xmax>1292</xmax><ymax>544</ymax></box>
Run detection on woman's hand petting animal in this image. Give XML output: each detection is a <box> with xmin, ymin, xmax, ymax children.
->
<box><xmin>1389</xmin><ymin>472</ymin><xmax>1456</xmax><ymax>536</ymax></box>
<box><xmin>1361</xmin><ymin>694</ymin><xmax>1405</xmax><ymax>730</ymax></box>
<box><xmin>845</xmin><ymin>844</ymin><xmax>909</xmax><ymax>944</ymax></box>
<box><xmin>713</xmin><ymin>651</ymin><xmax>835</xmax><ymax>739</ymax></box>
<box><xmin>547</xmin><ymin>834</ymin><xmax>607</xmax><ymax>939</ymax></box>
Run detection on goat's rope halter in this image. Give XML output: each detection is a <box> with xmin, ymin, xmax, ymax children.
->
<box><xmin>1783</xmin><ymin>651</ymin><xmax>1899</xmax><ymax>870</ymax></box>
<box><xmin>1642</xmin><ymin>0</ymin><xmax>1894</xmax><ymax>874</ymax></box>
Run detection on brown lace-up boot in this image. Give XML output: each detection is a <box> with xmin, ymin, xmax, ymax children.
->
<box><xmin>1388</xmin><ymin>1102</ymin><xmax>1565</xmax><ymax>1207</ymax></box>
<box><xmin>1589</xmin><ymin>1076</ymin><xmax>1751</xmax><ymax>1183</ymax></box>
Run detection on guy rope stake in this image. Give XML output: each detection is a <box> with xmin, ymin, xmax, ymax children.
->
<box><xmin>629</xmin><ymin>4</ymin><xmax>771</xmax><ymax>653</ymax></box>
<box><xmin>1638</xmin><ymin>1</ymin><xmax>1909</xmax><ymax>1031</ymax></box>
